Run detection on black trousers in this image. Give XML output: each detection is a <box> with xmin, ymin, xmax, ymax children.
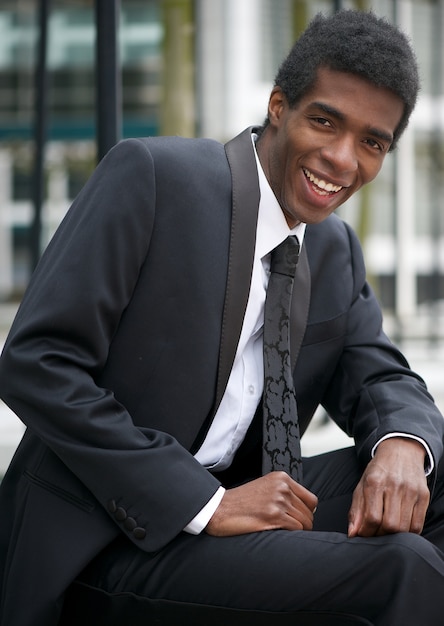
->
<box><xmin>73</xmin><ymin>446</ymin><xmax>444</xmax><ymax>626</ymax></box>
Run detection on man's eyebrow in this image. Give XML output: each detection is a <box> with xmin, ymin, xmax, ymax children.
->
<box><xmin>311</xmin><ymin>101</ymin><xmax>345</xmax><ymax>120</ymax></box>
<box><xmin>365</xmin><ymin>126</ymin><xmax>394</xmax><ymax>145</ymax></box>
<box><xmin>310</xmin><ymin>101</ymin><xmax>394</xmax><ymax>144</ymax></box>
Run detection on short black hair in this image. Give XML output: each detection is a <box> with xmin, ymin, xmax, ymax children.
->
<box><xmin>263</xmin><ymin>10</ymin><xmax>419</xmax><ymax>150</ymax></box>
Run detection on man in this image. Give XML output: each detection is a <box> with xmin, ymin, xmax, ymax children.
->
<box><xmin>1</xmin><ymin>9</ymin><xmax>444</xmax><ymax>626</ymax></box>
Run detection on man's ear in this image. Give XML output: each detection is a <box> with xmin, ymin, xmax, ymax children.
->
<box><xmin>268</xmin><ymin>87</ymin><xmax>287</xmax><ymax>127</ymax></box>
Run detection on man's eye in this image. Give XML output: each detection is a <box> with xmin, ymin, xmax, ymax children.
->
<box><xmin>365</xmin><ymin>138</ymin><xmax>383</xmax><ymax>151</ymax></box>
<box><xmin>314</xmin><ymin>117</ymin><xmax>331</xmax><ymax>127</ymax></box>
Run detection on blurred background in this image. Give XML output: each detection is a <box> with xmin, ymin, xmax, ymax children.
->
<box><xmin>0</xmin><ymin>0</ymin><xmax>443</xmax><ymax>471</ymax></box>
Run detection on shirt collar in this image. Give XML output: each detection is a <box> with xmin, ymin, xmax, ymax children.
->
<box><xmin>251</xmin><ymin>134</ymin><xmax>306</xmax><ymax>261</ymax></box>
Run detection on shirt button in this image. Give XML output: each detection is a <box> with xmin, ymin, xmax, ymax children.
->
<box><xmin>248</xmin><ymin>385</ymin><xmax>255</xmax><ymax>394</ymax></box>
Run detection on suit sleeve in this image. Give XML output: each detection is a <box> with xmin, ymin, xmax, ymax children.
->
<box><xmin>321</xmin><ymin>222</ymin><xmax>444</xmax><ymax>476</ymax></box>
<box><xmin>0</xmin><ymin>138</ymin><xmax>220</xmax><ymax>552</ymax></box>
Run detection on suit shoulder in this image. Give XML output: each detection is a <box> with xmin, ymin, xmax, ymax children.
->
<box><xmin>304</xmin><ymin>214</ymin><xmax>366</xmax><ymax>289</ymax></box>
<box><xmin>121</xmin><ymin>136</ymin><xmax>226</xmax><ymax>167</ymax></box>
<box><xmin>97</xmin><ymin>137</ymin><xmax>228</xmax><ymax>183</ymax></box>
<box><xmin>305</xmin><ymin>214</ymin><xmax>361</xmax><ymax>252</ymax></box>
<box><xmin>139</xmin><ymin>137</ymin><xmax>231</xmax><ymax>195</ymax></box>
<box><xmin>305</xmin><ymin>213</ymin><xmax>347</xmax><ymax>238</ymax></box>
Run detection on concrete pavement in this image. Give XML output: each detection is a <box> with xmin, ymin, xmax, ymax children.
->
<box><xmin>0</xmin><ymin>302</ymin><xmax>24</xmax><ymax>474</ymax></box>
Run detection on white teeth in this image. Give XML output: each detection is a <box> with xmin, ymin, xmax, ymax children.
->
<box><xmin>303</xmin><ymin>168</ymin><xmax>342</xmax><ymax>193</ymax></box>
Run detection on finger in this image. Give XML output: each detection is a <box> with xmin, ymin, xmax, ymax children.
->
<box><xmin>358</xmin><ymin>494</ymin><xmax>384</xmax><ymax>537</ymax></box>
<box><xmin>349</xmin><ymin>481</ymin><xmax>384</xmax><ymax>537</ymax></box>
<box><xmin>285</xmin><ymin>499</ymin><xmax>316</xmax><ymax>530</ymax></box>
<box><xmin>409</xmin><ymin>478</ymin><xmax>430</xmax><ymax>534</ymax></box>
<box><xmin>267</xmin><ymin>471</ymin><xmax>318</xmax><ymax>513</ymax></box>
<box><xmin>285</xmin><ymin>474</ymin><xmax>318</xmax><ymax>512</ymax></box>
<box><xmin>377</xmin><ymin>479</ymin><xmax>430</xmax><ymax>535</ymax></box>
<box><xmin>287</xmin><ymin>479</ymin><xmax>318</xmax><ymax>530</ymax></box>
<box><xmin>348</xmin><ymin>485</ymin><xmax>364</xmax><ymax>537</ymax></box>
<box><xmin>405</xmin><ymin>487</ymin><xmax>429</xmax><ymax>535</ymax></box>
<box><xmin>410</xmin><ymin>499</ymin><xmax>427</xmax><ymax>535</ymax></box>
<box><xmin>271</xmin><ymin>473</ymin><xmax>317</xmax><ymax>530</ymax></box>
<box><xmin>375</xmin><ymin>492</ymin><xmax>403</xmax><ymax>535</ymax></box>
<box><xmin>238</xmin><ymin>473</ymin><xmax>313</xmax><ymax>531</ymax></box>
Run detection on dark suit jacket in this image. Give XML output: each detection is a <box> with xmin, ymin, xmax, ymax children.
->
<box><xmin>0</xmin><ymin>128</ymin><xmax>443</xmax><ymax>626</ymax></box>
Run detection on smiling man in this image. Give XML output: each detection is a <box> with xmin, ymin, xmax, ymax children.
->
<box><xmin>257</xmin><ymin>68</ymin><xmax>404</xmax><ymax>226</ymax></box>
<box><xmin>1</xmin><ymin>10</ymin><xmax>444</xmax><ymax>626</ymax></box>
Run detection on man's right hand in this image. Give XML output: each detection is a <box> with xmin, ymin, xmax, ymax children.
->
<box><xmin>205</xmin><ymin>472</ymin><xmax>318</xmax><ymax>536</ymax></box>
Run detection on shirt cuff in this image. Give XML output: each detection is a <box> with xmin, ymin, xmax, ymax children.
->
<box><xmin>371</xmin><ymin>433</ymin><xmax>434</xmax><ymax>476</ymax></box>
<box><xmin>183</xmin><ymin>486</ymin><xmax>226</xmax><ymax>535</ymax></box>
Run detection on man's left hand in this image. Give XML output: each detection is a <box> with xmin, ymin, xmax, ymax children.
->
<box><xmin>348</xmin><ymin>437</ymin><xmax>430</xmax><ymax>538</ymax></box>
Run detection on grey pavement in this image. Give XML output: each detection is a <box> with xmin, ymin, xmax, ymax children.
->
<box><xmin>0</xmin><ymin>302</ymin><xmax>24</xmax><ymax>474</ymax></box>
<box><xmin>1</xmin><ymin>302</ymin><xmax>444</xmax><ymax>473</ymax></box>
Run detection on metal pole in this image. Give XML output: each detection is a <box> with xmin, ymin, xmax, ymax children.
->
<box><xmin>30</xmin><ymin>0</ymin><xmax>50</xmax><ymax>271</ymax></box>
<box><xmin>95</xmin><ymin>0</ymin><xmax>122</xmax><ymax>162</ymax></box>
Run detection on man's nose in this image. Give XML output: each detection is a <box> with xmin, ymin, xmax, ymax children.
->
<box><xmin>320</xmin><ymin>134</ymin><xmax>358</xmax><ymax>175</ymax></box>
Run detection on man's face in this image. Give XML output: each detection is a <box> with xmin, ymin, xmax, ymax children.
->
<box><xmin>257</xmin><ymin>67</ymin><xmax>404</xmax><ymax>227</ymax></box>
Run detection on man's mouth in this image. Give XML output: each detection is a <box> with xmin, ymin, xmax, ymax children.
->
<box><xmin>303</xmin><ymin>168</ymin><xmax>343</xmax><ymax>196</ymax></box>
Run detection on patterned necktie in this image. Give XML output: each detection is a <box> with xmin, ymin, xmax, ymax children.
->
<box><xmin>262</xmin><ymin>235</ymin><xmax>303</xmax><ymax>482</ymax></box>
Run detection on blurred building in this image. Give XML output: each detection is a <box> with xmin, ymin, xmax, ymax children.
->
<box><xmin>0</xmin><ymin>0</ymin><xmax>443</xmax><ymax>339</ymax></box>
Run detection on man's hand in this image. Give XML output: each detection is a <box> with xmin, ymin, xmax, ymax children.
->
<box><xmin>348</xmin><ymin>438</ymin><xmax>430</xmax><ymax>538</ymax></box>
<box><xmin>205</xmin><ymin>472</ymin><xmax>318</xmax><ymax>537</ymax></box>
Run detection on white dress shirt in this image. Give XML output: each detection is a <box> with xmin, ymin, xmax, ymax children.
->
<box><xmin>185</xmin><ymin>139</ymin><xmax>304</xmax><ymax>533</ymax></box>
<box><xmin>194</xmin><ymin>146</ymin><xmax>305</xmax><ymax>472</ymax></box>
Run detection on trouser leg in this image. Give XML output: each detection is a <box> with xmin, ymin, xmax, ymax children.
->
<box><xmin>79</xmin><ymin>522</ymin><xmax>444</xmax><ymax>626</ymax></box>
<box><xmin>78</xmin><ymin>447</ymin><xmax>444</xmax><ymax>626</ymax></box>
<box><xmin>303</xmin><ymin>446</ymin><xmax>362</xmax><ymax>533</ymax></box>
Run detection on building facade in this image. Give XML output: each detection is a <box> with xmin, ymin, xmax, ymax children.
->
<box><xmin>0</xmin><ymin>0</ymin><xmax>443</xmax><ymax>337</ymax></box>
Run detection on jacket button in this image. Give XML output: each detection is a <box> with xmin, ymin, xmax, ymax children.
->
<box><xmin>124</xmin><ymin>516</ymin><xmax>137</xmax><ymax>531</ymax></box>
<box><xmin>115</xmin><ymin>507</ymin><xmax>127</xmax><ymax>522</ymax></box>
<box><xmin>133</xmin><ymin>527</ymin><xmax>146</xmax><ymax>540</ymax></box>
<box><xmin>107</xmin><ymin>499</ymin><xmax>117</xmax><ymax>514</ymax></box>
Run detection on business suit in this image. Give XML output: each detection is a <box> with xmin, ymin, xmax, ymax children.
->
<box><xmin>0</xmin><ymin>128</ymin><xmax>444</xmax><ymax>626</ymax></box>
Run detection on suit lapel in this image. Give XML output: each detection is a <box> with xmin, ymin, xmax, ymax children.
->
<box><xmin>290</xmin><ymin>245</ymin><xmax>310</xmax><ymax>371</ymax></box>
<box><xmin>214</xmin><ymin>127</ymin><xmax>311</xmax><ymax>416</ymax></box>
<box><xmin>213</xmin><ymin>128</ymin><xmax>260</xmax><ymax>413</ymax></box>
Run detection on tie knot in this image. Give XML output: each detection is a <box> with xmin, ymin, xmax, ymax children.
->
<box><xmin>270</xmin><ymin>236</ymin><xmax>300</xmax><ymax>277</ymax></box>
